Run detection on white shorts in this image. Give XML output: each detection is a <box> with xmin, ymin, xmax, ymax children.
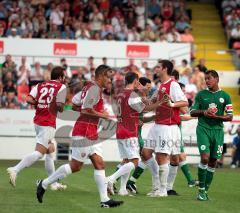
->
<box><xmin>71</xmin><ymin>137</ymin><xmax>103</xmax><ymax>162</ymax></box>
<box><xmin>35</xmin><ymin>124</ymin><xmax>55</xmax><ymax>148</ymax></box>
<box><xmin>117</xmin><ymin>137</ymin><xmax>140</xmax><ymax>160</ymax></box>
<box><xmin>144</xmin><ymin>124</ymin><xmax>181</xmax><ymax>155</ymax></box>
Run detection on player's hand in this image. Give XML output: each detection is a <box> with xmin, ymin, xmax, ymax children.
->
<box><xmin>203</xmin><ymin>110</ymin><xmax>217</xmax><ymax>118</ymax></box>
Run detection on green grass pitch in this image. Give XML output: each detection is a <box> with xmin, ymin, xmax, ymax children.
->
<box><xmin>0</xmin><ymin>160</ymin><xmax>240</xmax><ymax>213</ymax></box>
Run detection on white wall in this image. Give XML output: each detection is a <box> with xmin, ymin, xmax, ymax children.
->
<box><xmin>0</xmin><ymin>38</ymin><xmax>191</xmax><ymax>67</ymax></box>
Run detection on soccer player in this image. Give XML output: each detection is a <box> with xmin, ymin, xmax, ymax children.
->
<box><xmin>36</xmin><ymin>65</ymin><xmax>123</xmax><ymax>208</ymax></box>
<box><xmin>142</xmin><ymin>60</ymin><xmax>188</xmax><ymax>197</ymax></box>
<box><xmin>107</xmin><ymin>72</ymin><xmax>163</xmax><ymax>196</ymax></box>
<box><xmin>7</xmin><ymin>66</ymin><xmax>67</xmax><ymax>190</ymax></box>
<box><xmin>190</xmin><ymin>70</ymin><xmax>233</xmax><ymax>201</ymax></box>
<box><xmin>126</xmin><ymin>77</ymin><xmax>155</xmax><ymax>194</ymax></box>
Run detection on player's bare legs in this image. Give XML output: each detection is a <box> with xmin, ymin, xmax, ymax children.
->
<box><xmin>167</xmin><ymin>154</ymin><xmax>179</xmax><ymax>195</ymax></box>
<box><xmin>7</xmin><ymin>143</ymin><xmax>47</xmax><ymax>187</ymax></box>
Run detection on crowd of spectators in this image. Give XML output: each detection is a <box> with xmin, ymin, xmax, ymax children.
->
<box><xmin>216</xmin><ymin>0</ymin><xmax>240</xmax><ymax>50</ymax></box>
<box><xmin>0</xmin><ymin>0</ymin><xmax>194</xmax><ymax>43</ymax></box>
<box><xmin>0</xmin><ymin>54</ymin><xmax>207</xmax><ymax>110</ymax></box>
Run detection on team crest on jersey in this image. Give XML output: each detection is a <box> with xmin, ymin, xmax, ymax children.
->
<box><xmin>161</xmin><ymin>87</ymin><xmax>166</xmax><ymax>93</ymax></box>
<box><xmin>200</xmin><ymin>145</ymin><xmax>206</xmax><ymax>151</ymax></box>
<box><xmin>219</xmin><ymin>98</ymin><xmax>224</xmax><ymax>103</ymax></box>
<box><xmin>81</xmin><ymin>153</ymin><xmax>86</xmax><ymax>158</ymax></box>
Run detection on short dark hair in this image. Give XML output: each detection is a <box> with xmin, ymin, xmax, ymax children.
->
<box><xmin>171</xmin><ymin>69</ymin><xmax>179</xmax><ymax>81</ymax></box>
<box><xmin>95</xmin><ymin>65</ymin><xmax>112</xmax><ymax>78</ymax></box>
<box><xmin>182</xmin><ymin>59</ymin><xmax>188</xmax><ymax>65</ymax></box>
<box><xmin>205</xmin><ymin>70</ymin><xmax>219</xmax><ymax>78</ymax></box>
<box><xmin>51</xmin><ymin>66</ymin><xmax>65</xmax><ymax>80</ymax></box>
<box><xmin>139</xmin><ymin>77</ymin><xmax>151</xmax><ymax>86</ymax></box>
<box><xmin>178</xmin><ymin>82</ymin><xmax>185</xmax><ymax>89</ymax></box>
<box><xmin>125</xmin><ymin>72</ymin><xmax>139</xmax><ymax>85</ymax></box>
<box><xmin>159</xmin><ymin>60</ymin><xmax>173</xmax><ymax>75</ymax></box>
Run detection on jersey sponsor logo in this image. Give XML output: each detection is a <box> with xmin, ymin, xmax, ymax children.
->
<box><xmin>54</xmin><ymin>43</ymin><xmax>77</xmax><ymax>56</ymax></box>
<box><xmin>0</xmin><ymin>41</ymin><xmax>4</xmax><ymax>53</ymax></box>
<box><xmin>209</xmin><ymin>103</ymin><xmax>218</xmax><ymax>114</ymax></box>
<box><xmin>219</xmin><ymin>98</ymin><xmax>224</xmax><ymax>103</ymax></box>
<box><xmin>126</xmin><ymin>45</ymin><xmax>149</xmax><ymax>58</ymax></box>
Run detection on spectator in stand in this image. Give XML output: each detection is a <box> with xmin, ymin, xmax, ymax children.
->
<box><xmin>185</xmin><ymin>75</ymin><xmax>198</xmax><ymax>106</ymax></box>
<box><xmin>7</xmin><ymin>28</ymin><xmax>21</xmax><ymax>38</ymax></box>
<box><xmin>19</xmin><ymin>94</ymin><xmax>31</xmax><ymax>109</ymax></box>
<box><xmin>167</xmin><ymin>27</ymin><xmax>181</xmax><ymax>42</ymax></box>
<box><xmin>192</xmin><ymin>66</ymin><xmax>206</xmax><ymax>91</ymax></box>
<box><xmin>178</xmin><ymin>59</ymin><xmax>192</xmax><ymax>85</ymax></box>
<box><xmin>152</xmin><ymin>16</ymin><xmax>163</xmax><ymax>32</ymax></box>
<box><xmin>102</xmin><ymin>57</ymin><xmax>108</xmax><ymax>65</ymax></box>
<box><xmin>17</xmin><ymin>65</ymin><xmax>29</xmax><ymax>85</ymax></box>
<box><xmin>61</xmin><ymin>25</ymin><xmax>75</xmax><ymax>39</ymax></box>
<box><xmin>1</xmin><ymin>91</ymin><xmax>19</xmax><ymax>109</ymax></box>
<box><xmin>196</xmin><ymin>58</ymin><xmax>208</xmax><ymax>73</ymax></box>
<box><xmin>141</xmin><ymin>24</ymin><xmax>156</xmax><ymax>41</ymax></box>
<box><xmin>50</xmin><ymin>4</ymin><xmax>64</xmax><ymax>29</ymax></box>
<box><xmin>86</xmin><ymin>56</ymin><xmax>96</xmax><ymax>72</ymax></box>
<box><xmin>89</xmin><ymin>5</ymin><xmax>104</xmax><ymax>33</ymax></box>
<box><xmin>115</xmin><ymin>24</ymin><xmax>128</xmax><ymax>41</ymax></box>
<box><xmin>43</xmin><ymin>63</ymin><xmax>53</xmax><ymax>82</ymax></box>
<box><xmin>122</xmin><ymin>0</ymin><xmax>136</xmax><ymax>20</ymax></box>
<box><xmin>48</xmin><ymin>24</ymin><xmax>61</xmax><ymax>39</ymax></box>
<box><xmin>127</xmin><ymin>26</ymin><xmax>141</xmax><ymax>41</ymax></box>
<box><xmin>125</xmin><ymin>11</ymin><xmax>136</xmax><ymax>29</ymax></box>
<box><xmin>0</xmin><ymin>2</ymin><xmax>7</xmax><ymax>19</ymax></box>
<box><xmin>231</xmin><ymin>126</ymin><xmax>240</xmax><ymax>168</ymax></box>
<box><xmin>61</xmin><ymin>58</ymin><xmax>72</xmax><ymax>79</ymax></box>
<box><xmin>2</xmin><ymin>55</ymin><xmax>17</xmax><ymax>84</ymax></box>
<box><xmin>17</xmin><ymin>79</ymin><xmax>29</xmax><ymax>102</ymax></box>
<box><xmin>135</xmin><ymin>0</ymin><xmax>145</xmax><ymax>29</ymax></box>
<box><xmin>148</xmin><ymin>0</ymin><xmax>161</xmax><ymax>18</ymax></box>
<box><xmin>161</xmin><ymin>0</ymin><xmax>173</xmax><ymax>20</ymax></box>
<box><xmin>180</xmin><ymin>27</ymin><xmax>194</xmax><ymax>43</ymax></box>
<box><xmin>75</xmin><ymin>22</ymin><xmax>90</xmax><ymax>40</ymax></box>
<box><xmin>139</xmin><ymin>61</ymin><xmax>149</xmax><ymax>76</ymax></box>
<box><xmin>30</xmin><ymin>62</ymin><xmax>43</xmax><ymax>82</ymax></box>
<box><xmin>175</xmin><ymin>16</ymin><xmax>191</xmax><ymax>33</ymax></box>
<box><xmin>3</xmin><ymin>80</ymin><xmax>17</xmax><ymax>95</ymax></box>
<box><xmin>229</xmin><ymin>23</ymin><xmax>240</xmax><ymax>49</ymax></box>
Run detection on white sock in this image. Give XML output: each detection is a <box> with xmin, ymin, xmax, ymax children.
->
<box><xmin>146</xmin><ymin>157</ymin><xmax>160</xmax><ymax>190</ymax></box>
<box><xmin>108</xmin><ymin>162</ymin><xmax>135</xmax><ymax>183</ymax></box>
<box><xmin>42</xmin><ymin>164</ymin><xmax>72</xmax><ymax>189</ymax></box>
<box><xmin>45</xmin><ymin>154</ymin><xmax>55</xmax><ymax>176</ymax></box>
<box><xmin>138</xmin><ymin>160</ymin><xmax>147</xmax><ymax>170</ymax></box>
<box><xmin>167</xmin><ymin>164</ymin><xmax>178</xmax><ymax>191</ymax></box>
<box><xmin>159</xmin><ymin>163</ymin><xmax>169</xmax><ymax>191</ymax></box>
<box><xmin>120</xmin><ymin>172</ymin><xmax>131</xmax><ymax>192</ymax></box>
<box><xmin>94</xmin><ymin>170</ymin><xmax>110</xmax><ymax>202</ymax></box>
<box><xmin>13</xmin><ymin>151</ymin><xmax>43</xmax><ymax>173</ymax></box>
<box><xmin>116</xmin><ymin>163</ymin><xmax>122</xmax><ymax>169</ymax></box>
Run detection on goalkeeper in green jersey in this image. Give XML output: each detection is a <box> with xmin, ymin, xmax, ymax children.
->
<box><xmin>190</xmin><ymin>70</ymin><xmax>233</xmax><ymax>201</ymax></box>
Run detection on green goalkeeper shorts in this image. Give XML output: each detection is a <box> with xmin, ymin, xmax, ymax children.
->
<box><xmin>196</xmin><ymin>125</ymin><xmax>224</xmax><ymax>159</ymax></box>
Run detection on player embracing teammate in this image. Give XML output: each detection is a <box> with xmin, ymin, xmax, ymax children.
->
<box><xmin>141</xmin><ymin>60</ymin><xmax>188</xmax><ymax>197</ymax></box>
